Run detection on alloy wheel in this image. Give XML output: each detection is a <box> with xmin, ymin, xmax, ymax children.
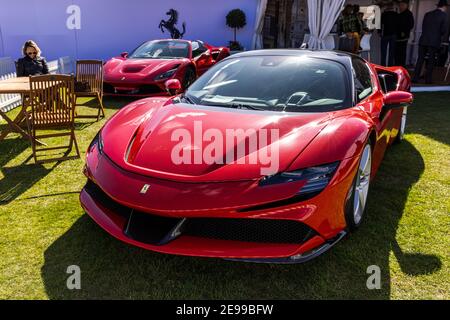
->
<box><xmin>352</xmin><ymin>144</ymin><xmax>372</xmax><ymax>225</ymax></box>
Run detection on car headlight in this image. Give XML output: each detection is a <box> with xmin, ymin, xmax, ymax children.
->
<box><xmin>88</xmin><ymin>130</ymin><xmax>104</xmax><ymax>154</ymax></box>
<box><xmin>259</xmin><ymin>162</ymin><xmax>339</xmax><ymax>195</ymax></box>
<box><xmin>154</xmin><ymin>67</ymin><xmax>179</xmax><ymax>81</ymax></box>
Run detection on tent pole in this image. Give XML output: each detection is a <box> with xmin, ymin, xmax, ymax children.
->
<box><xmin>410</xmin><ymin>0</ymin><xmax>420</xmax><ymax>65</ymax></box>
<box><xmin>317</xmin><ymin>0</ymin><xmax>322</xmax><ymax>48</ymax></box>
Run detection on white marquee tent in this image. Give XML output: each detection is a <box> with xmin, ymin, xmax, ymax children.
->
<box><xmin>252</xmin><ymin>0</ymin><xmax>448</xmax><ymax>65</ymax></box>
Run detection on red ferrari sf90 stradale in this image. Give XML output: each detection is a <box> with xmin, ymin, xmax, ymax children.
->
<box><xmin>103</xmin><ymin>39</ymin><xmax>229</xmax><ymax>97</ymax></box>
<box><xmin>81</xmin><ymin>50</ymin><xmax>413</xmax><ymax>263</ymax></box>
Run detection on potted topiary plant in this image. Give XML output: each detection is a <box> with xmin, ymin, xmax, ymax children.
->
<box><xmin>226</xmin><ymin>9</ymin><xmax>247</xmax><ymax>52</ymax></box>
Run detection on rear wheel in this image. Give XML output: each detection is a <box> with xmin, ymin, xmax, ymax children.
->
<box><xmin>345</xmin><ymin>144</ymin><xmax>372</xmax><ymax>231</ymax></box>
<box><xmin>394</xmin><ymin>107</ymin><xmax>407</xmax><ymax>144</ymax></box>
<box><xmin>183</xmin><ymin>67</ymin><xmax>196</xmax><ymax>90</ymax></box>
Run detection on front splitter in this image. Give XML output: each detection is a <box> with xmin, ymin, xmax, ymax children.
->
<box><xmin>225</xmin><ymin>231</ymin><xmax>347</xmax><ymax>264</ymax></box>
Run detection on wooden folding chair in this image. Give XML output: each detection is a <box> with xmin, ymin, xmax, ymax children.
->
<box><xmin>27</xmin><ymin>74</ymin><xmax>80</xmax><ymax>164</ymax></box>
<box><xmin>75</xmin><ymin>60</ymin><xmax>105</xmax><ymax>121</ymax></box>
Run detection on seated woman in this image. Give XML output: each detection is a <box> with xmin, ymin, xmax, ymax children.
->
<box><xmin>16</xmin><ymin>40</ymin><xmax>49</xmax><ymax>77</ymax></box>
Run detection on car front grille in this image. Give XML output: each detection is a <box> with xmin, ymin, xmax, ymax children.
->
<box><xmin>83</xmin><ymin>180</ymin><xmax>317</xmax><ymax>245</ymax></box>
<box><xmin>183</xmin><ymin>218</ymin><xmax>316</xmax><ymax>244</ymax></box>
<box><xmin>102</xmin><ymin>83</ymin><xmax>163</xmax><ymax>95</ymax></box>
<box><xmin>102</xmin><ymin>83</ymin><xmax>115</xmax><ymax>94</ymax></box>
<box><xmin>139</xmin><ymin>84</ymin><xmax>164</xmax><ymax>94</ymax></box>
<box><xmin>84</xmin><ymin>179</ymin><xmax>130</xmax><ymax>218</ymax></box>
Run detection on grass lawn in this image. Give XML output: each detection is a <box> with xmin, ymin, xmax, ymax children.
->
<box><xmin>0</xmin><ymin>93</ymin><xmax>448</xmax><ymax>300</ymax></box>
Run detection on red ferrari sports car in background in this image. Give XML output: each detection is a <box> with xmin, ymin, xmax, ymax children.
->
<box><xmin>81</xmin><ymin>50</ymin><xmax>412</xmax><ymax>263</ymax></box>
<box><xmin>103</xmin><ymin>39</ymin><xmax>229</xmax><ymax>96</ymax></box>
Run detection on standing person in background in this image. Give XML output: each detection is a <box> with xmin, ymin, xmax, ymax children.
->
<box><xmin>412</xmin><ymin>0</ymin><xmax>449</xmax><ymax>84</ymax></box>
<box><xmin>339</xmin><ymin>4</ymin><xmax>362</xmax><ymax>53</ymax></box>
<box><xmin>16</xmin><ymin>40</ymin><xmax>49</xmax><ymax>77</ymax></box>
<box><xmin>395</xmin><ymin>1</ymin><xmax>415</xmax><ymax>66</ymax></box>
<box><xmin>358</xmin><ymin>12</ymin><xmax>367</xmax><ymax>33</ymax></box>
<box><xmin>354</xmin><ymin>5</ymin><xmax>366</xmax><ymax>37</ymax></box>
<box><xmin>380</xmin><ymin>2</ymin><xmax>398</xmax><ymax>67</ymax></box>
<box><xmin>438</xmin><ymin>19</ymin><xmax>450</xmax><ymax>66</ymax></box>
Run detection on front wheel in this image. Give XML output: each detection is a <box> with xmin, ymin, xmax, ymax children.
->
<box><xmin>345</xmin><ymin>144</ymin><xmax>372</xmax><ymax>231</ymax></box>
<box><xmin>182</xmin><ymin>67</ymin><xmax>196</xmax><ymax>90</ymax></box>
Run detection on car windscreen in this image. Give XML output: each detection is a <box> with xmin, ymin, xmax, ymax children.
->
<box><xmin>185</xmin><ymin>55</ymin><xmax>350</xmax><ymax>112</ymax></box>
<box><xmin>129</xmin><ymin>40</ymin><xmax>190</xmax><ymax>59</ymax></box>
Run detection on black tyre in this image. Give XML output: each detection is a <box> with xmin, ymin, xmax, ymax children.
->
<box><xmin>183</xmin><ymin>67</ymin><xmax>196</xmax><ymax>90</ymax></box>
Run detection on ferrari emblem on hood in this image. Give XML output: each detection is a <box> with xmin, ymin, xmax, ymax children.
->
<box><xmin>140</xmin><ymin>184</ymin><xmax>150</xmax><ymax>194</ymax></box>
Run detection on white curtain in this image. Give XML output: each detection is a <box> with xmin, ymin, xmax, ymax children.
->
<box><xmin>252</xmin><ymin>0</ymin><xmax>268</xmax><ymax>50</ymax></box>
<box><xmin>307</xmin><ymin>0</ymin><xmax>345</xmax><ymax>50</ymax></box>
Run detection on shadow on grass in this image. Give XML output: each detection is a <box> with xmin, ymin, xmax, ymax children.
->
<box><xmin>74</xmin><ymin>121</ymin><xmax>97</xmax><ymax>131</ymax></box>
<box><xmin>0</xmin><ymin>138</ymin><xmax>29</xmax><ymax>167</ymax></box>
<box><xmin>391</xmin><ymin>240</ymin><xmax>441</xmax><ymax>276</ymax></box>
<box><xmin>0</xmin><ymin>164</ymin><xmax>52</xmax><ymax>204</ymax></box>
<box><xmin>409</xmin><ymin>92</ymin><xmax>450</xmax><ymax>146</ymax></box>
<box><xmin>0</xmin><ymin>138</ymin><xmax>51</xmax><ymax>205</ymax></box>
<box><xmin>105</xmin><ymin>96</ymin><xmax>140</xmax><ymax>108</ymax></box>
<box><xmin>0</xmin><ymin>137</ymin><xmax>72</xmax><ymax>204</ymax></box>
<box><xmin>73</xmin><ymin>96</ymin><xmax>139</xmax><ymax>130</ymax></box>
<box><xmin>15</xmin><ymin>191</ymin><xmax>81</xmax><ymax>201</ymax></box>
<box><xmin>41</xmin><ymin>140</ymin><xmax>441</xmax><ymax>299</ymax></box>
<box><xmin>79</xmin><ymin>96</ymin><xmax>138</xmax><ymax>111</ymax></box>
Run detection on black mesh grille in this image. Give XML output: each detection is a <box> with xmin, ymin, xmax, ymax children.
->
<box><xmin>184</xmin><ymin>218</ymin><xmax>316</xmax><ymax>244</ymax></box>
<box><xmin>83</xmin><ymin>180</ymin><xmax>316</xmax><ymax>245</ymax></box>
<box><xmin>103</xmin><ymin>83</ymin><xmax>163</xmax><ymax>95</ymax></box>
<box><xmin>103</xmin><ymin>83</ymin><xmax>115</xmax><ymax>94</ymax></box>
<box><xmin>138</xmin><ymin>84</ymin><xmax>164</xmax><ymax>94</ymax></box>
<box><xmin>124</xmin><ymin>210</ymin><xmax>181</xmax><ymax>245</ymax></box>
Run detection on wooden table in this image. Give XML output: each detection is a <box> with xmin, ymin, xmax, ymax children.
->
<box><xmin>0</xmin><ymin>77</ymin><xmax>41</xmax><ymax>143</ymax></box>
<box><xmin>0</xmin><ymin>77</ymin><xmax>30</xmax><ymax>94</ymax></box>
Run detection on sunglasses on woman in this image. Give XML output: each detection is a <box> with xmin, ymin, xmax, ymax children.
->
<box><xmin>27</xmin><ymin>52</ymin><xmax>38</xmax><ymax>56</ymax></box>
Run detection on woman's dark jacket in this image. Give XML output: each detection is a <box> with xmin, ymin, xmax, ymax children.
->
<box><xmin>16</xmin><ymin>56</ymin><xmax>49</xmax><ymax>77</ymax></box>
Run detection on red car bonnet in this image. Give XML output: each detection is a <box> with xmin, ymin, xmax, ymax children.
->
<box><xmin>104</xmin><ymin>58</ymin><xmax>185</xmax><ymax>80</ymax></box>
<box><xmin>101</xmin><ymin>99</ymin><xmax>333</xmax><ymax>182</ymax></box>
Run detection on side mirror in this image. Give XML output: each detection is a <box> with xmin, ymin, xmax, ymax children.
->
<box><xmin>383</xmin><ymin>91</ymin><xmax>413</xmax><ymax>110</ymax></box>
<box><xmin>120</xmin><ymin>52</ymin><xmax>128</xmax><ymax>58</ymax></box>
<box><xmin>198</xmin><ymin>51</ymin><xmax>210</xmax><ymax>61</ymax></box>
<box><xmin>165</xmin><ymin>79</ymin><xmax>182</xmax><ymax>96</ymax></box>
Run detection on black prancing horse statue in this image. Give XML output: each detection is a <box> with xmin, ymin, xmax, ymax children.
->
<box><xmin>158</xmin><ymin>9</ymin><xmax>186</xmax><ymax>39</ymax></box>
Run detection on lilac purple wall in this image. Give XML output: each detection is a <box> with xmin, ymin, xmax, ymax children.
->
<box><xmin>0</xmin><ymin>0</ymin><xmax>258</xmax><ymax>61</ymax></box>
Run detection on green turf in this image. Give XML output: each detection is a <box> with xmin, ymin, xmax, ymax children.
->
<box><xmin>0</xmin><ymin>93</ymin><xmax>449</xmax><ymax>299</ymax></box>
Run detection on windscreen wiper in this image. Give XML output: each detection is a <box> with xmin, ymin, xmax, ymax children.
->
<box><xmin>200</xmin><ymin>100</ymin><xmax>266</xmax><ymax>111</ymax></box>
<box><xmin>230</xmin><ymin>103</ymin><xmax>266</xmax><ymax>111</ymax></box>
<box><xmin>181</xmin><ymin>94</ymin><xmax>196</xmax><ymax>104</ymax></box>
